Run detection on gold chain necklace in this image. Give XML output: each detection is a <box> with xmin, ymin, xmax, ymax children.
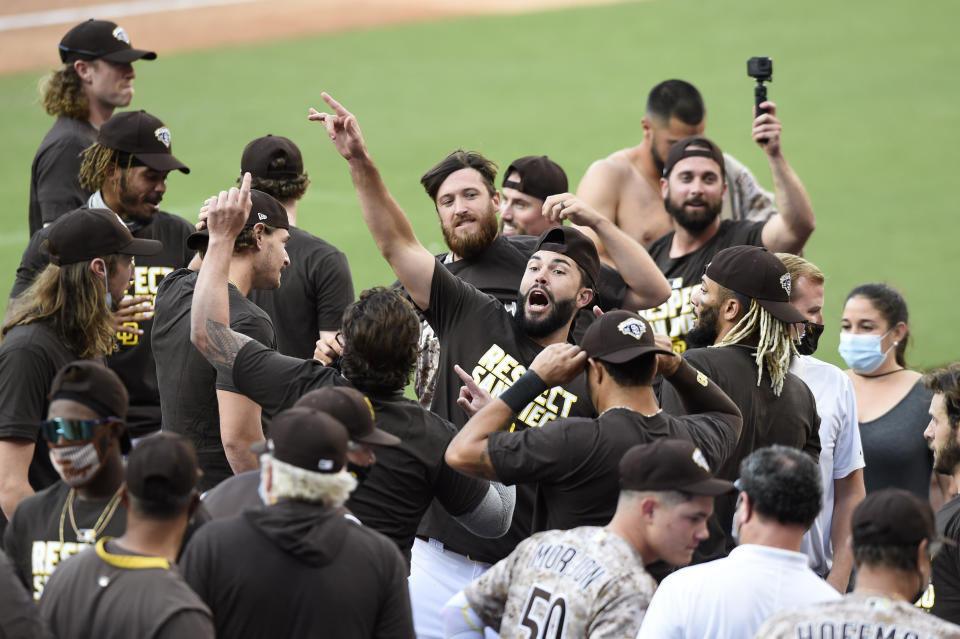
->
<box><xmin>58</xmin><ymin>486</ymin><xmax>124</xmax><ymax>545</ymax></box>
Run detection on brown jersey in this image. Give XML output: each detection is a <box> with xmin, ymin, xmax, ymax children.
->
<box><xmin>754</xmin><ymin>594</ymin><xmax>960</xmax><ymax>639</ymax></box>
<box><xmin>465</xmin><ymin>526</ymin><xmax>655</xmax><ymax>638</ymax></box>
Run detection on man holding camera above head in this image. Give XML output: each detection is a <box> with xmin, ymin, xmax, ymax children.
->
<box><xmin>638</xmin><ymin>136</ymin><xmax>815</xmax><ymax>353</ymax></box>
<box><xmin>577</xmin><ymin>78</ymin><xmax>814</xmax><ymax>252</ymax></box>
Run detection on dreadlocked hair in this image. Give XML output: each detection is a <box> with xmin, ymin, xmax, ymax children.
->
<box><xmin>79</xmin><ymin>143</ymin><xmax>133</xmax><ymax>193</ymax></box>
<box><xmin>715</xmin><ymin>299</ymin><xmax>796</xmax><ymax>396</ymax></box>
<box><xmin>40</xmin><ymin>64</ymin><xmax>89</xmax><ymax>120</ymax></box>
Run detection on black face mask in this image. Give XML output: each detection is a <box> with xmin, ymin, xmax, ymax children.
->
<box><xmin>797</xmin><ymin>322</ymin><xmax>824</xmax><ymax>356</ymax></box>
<box><xmin>347</xmin><ymin>461</ymin><xmax>371</xmax><ymax>485</ymax></box>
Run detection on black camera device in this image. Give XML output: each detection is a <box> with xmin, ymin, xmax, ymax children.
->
<box><xmin>747</xmin><ymin>56</ymin><xmax>773</xmax><ymax>141</ymax></box>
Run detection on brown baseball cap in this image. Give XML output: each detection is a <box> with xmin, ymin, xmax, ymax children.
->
<box><xmin>45</xmin><ymin>208</ymin><xmax>163</xmax><ymax>265</ymax></box>
<box><xmin>58</xmin><ymin>19</ymin><xmax>156</xmax><ymax>64</ymax></box>
<box><xmin>98</xmin><ymin>110</ymin><xmax>189</xmax><ymax>174</ymax></box>
<box><xmin>580</xmin><ymin>310</ymin><xmax>674</xmax><ymax>364</ymax></box>
<box><xmin>186</xmin><ymin>189</ymin><xmax>290</xmax><ymax>250</ymax></box>
<box><xmin>502</xmin><ymin>156</ymin><xmax>568</xmax><ymax>202</ymax></box>
<box><xmin>852</xmin><ymin>488</ymin><xmax>935</xmax><ymax>547</ymax></box>
<box><xmin>125</xmin><ymin>432</ymin><xmax>200</xmax><ymax>505</ymax></box>
<box><xmin>241</xmin><ymin>135</ymin><xmax>304</xmax><ymax>180</ymax></box>
<box><xmin>619</xmin><ymin>439</ymin><xmax>735</xmax><ymax>496</ymax></box>
<box><xmin>252</xmin><ymin>408</ymin><xmax>348</xmax><ymax>474</ymax></box>
<box><xmin>294</xmin><ymin>386</ymin><xmax>401</xmax><ymax>447</ymax></box>
<box><xmin>662</xmin><ymin>136</ymin><xmax>726</xmax><ymax>179</ymax></box>
<box><xmin>705</xmin><ymin>246</ymin><xmax>805</xmax><ymax>324</ymax></box>
<box><xmin>533</xmin><ymin>226</ymin><xmax>600</xmax><ymax>290</ymax></box>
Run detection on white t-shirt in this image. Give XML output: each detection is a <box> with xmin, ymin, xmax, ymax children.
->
<box><xmin>636</xmin><ymin>544</ymin><xmax>841</xmax><ymax>639</ymax></box>
<box><xmin>792</xmin><ymin>355</ymin><xmax>865</xmax><ymax>576</ymax></box>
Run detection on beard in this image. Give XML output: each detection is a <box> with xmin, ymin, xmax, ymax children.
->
<box><xmin>442</xmin><ymin>210</ymin><xmax>498</xmax><ymax>260</ymax></box>
<box><xmin>686</xmin><ymin>301</ymin><xmax>720</xmax><ymax>348</ymax></box>
<box><xmin>933</xmin><ymin>433</ymin><xmax>960</xmax><ymax>474</ymax></box>
<box><xmin>664</xmin><ymin>189</ymin><xmax>722</xmax><ymax>234</ymax></box>
<box><xmin>117</xmin><ymin>173</ymin><xmax>161</xmax><ymax>226</ymax></box>
<box><xmin>516</xmin><ymin>288</ymin><xmax>577</xmax><ymax>339</ymax></box>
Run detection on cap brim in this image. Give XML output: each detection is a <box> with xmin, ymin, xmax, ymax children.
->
<box><xmin>355</xmin><ymin>427</ymin><xmax>401</xmax><ymax>447</ymax></box>
<box><xmin>756</xmin><ymin>299</ymin><xmax>807</xmax><ymax>324</ymax></box>
<box><xmin>681</xmin><ymin>477</ymin><xmax>737</xmax><ymax>496</ymax></box>
<box><xmin>186</xmin><ymin>230</ymin><xmax>209</xmax><ymax>251</ymax></box>
<box><xmin>135</xmin><ymin>152</ymin><xmax>190</xmax><ymax>174</ymax></box>
<box><xmin>100</xmin><ymin>48</ymin><xmax>157</xmax><ymax>63</ymax></box>
<box><xmin>593</xmin><ymin>345</ymin><xmax>675</xmax><ymax>364</ymax></box>
<box><xmin>122</xmin><ymin>237</ymin><xmax>163</xmax><ymax>257</ymax></box>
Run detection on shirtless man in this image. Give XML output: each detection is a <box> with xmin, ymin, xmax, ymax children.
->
<box><xmin>577</xmin><ymin>79</ymin><xmax>814</xmax><ymax>258</ymax></box>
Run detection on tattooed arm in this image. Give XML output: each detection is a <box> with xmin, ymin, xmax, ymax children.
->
<box><xmin>190</xmin><ymin>174</ymin><xmax>254</xmax><ymax>375</ymax></box>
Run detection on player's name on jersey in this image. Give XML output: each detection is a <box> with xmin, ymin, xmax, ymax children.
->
<box><xmin>468</xmin><ymin>343</ymin><xmax>579</xmax><ymax>430</ymax></box>
<box><xmin>528</xmin><ymin>541</ymin><xmax>607</xmax><ymax>591</ymax></box>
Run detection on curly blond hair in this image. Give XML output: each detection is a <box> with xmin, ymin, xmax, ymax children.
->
<box><xmin>40</xmin><ymin>64</ymin><xmax>89</xmax><ymax>120</ymax></box>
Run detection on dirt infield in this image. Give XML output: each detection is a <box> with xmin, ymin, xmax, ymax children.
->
<box><xmin>1</xmin><ymin>0</ymin><xmax>629</xmax><ymax>75</ymax></box>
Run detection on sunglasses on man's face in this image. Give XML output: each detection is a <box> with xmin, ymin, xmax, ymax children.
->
<box><xmin>41</xmin><ymin>417</ymin><xmax>113</xmax><ymax>443</ymax></box>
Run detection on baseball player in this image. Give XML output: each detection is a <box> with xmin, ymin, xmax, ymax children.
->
<box><xmin>442</xmin><ymin>439</ymin><xmax>734</xmax><ymax>638</ymax></box>
<box><xmin>29</xmin><ymin>19</ymin><xmax>155</xmax><ymax>236</ymax></box>
<box><xmin>755</xmin><ymin>489</ymin><xmax>960</xmax><ymax>638</ymax></box>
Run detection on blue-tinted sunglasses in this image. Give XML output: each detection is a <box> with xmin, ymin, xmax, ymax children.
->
<box><xmin>41</xmin><ymin>417</ymin><xmax>114</xmax><ymax>443</ymax></box>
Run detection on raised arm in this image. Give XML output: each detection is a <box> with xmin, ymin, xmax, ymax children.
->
<box><xmin>445</xmin><ymin>343</ymin><xmax>587</xmax><ymax>479</ymax></box>
<box><xmin>544</xmin><ymin>193</ymin><xmax>671</xmax><ymax>309</ymax></box>
<box><xmin>756</xmin><ymin>102</ymin><xmax>816</xmax><ymax>253</ymax></box>
<box><xmin>189</xmin><ymin>175</ymin><xmax>254</xmax><ymax>379</ymax></box>
<box><xmin>309</xmin><ymin>93</ymin><xmax>436</xmax><ymax>310</ymax></box>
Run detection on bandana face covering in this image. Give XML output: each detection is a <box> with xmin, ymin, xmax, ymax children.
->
<box><xmin>796</xmin><ymin>322</ymin><xmax>824</xmax><ymax>356</ymax></box>
<box><xmin>49</xmin><ymin>442</ymin><xmax>104</xmax><ymax>487</ymax></box>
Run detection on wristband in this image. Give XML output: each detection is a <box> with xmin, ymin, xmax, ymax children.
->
<box><xmin>499</xmin><ymin>370</ymin><xmax>548</xmax><ymax>413</ymax></box>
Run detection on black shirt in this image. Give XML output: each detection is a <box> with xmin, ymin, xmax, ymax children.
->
<box><xmin>228</xmin><ymin>341</ymin><xmax>489</xmax><ymax>563</ymax></box>
<box><xmin>180</xmin><ymin>501</ymin><xmax>414</xmax><ymax>639</ymax></box>
<box><xmin>152</xmin><ymin>269</ymin><xmax>276</xmax><ymax>490</ymax></box>
<box><xmin>248</xmin><ymin>226</ymin><xmax>354</xmax><ymax>359</ymax></box>
<box><xmin>932</xmin><ymin>496</ymin><xmax>960</xmax><ymax>623</ymax></box>
<box><xmin>488</xmin><ymin>361</ymin><xmax>740</xmax><ymax>532</ymax></box>
<box><xmin>28</xmin><ymin>116</ymin><xmax>96</xmax><ymax>236</ymax></box>
<box><xmin>3</xmin><ymin>481</ymin><xmax>127</xmax><ymax>599</ymax></box>
<box><xmin>0</xmin><ymin>322</ymin><xmax>80</xmax><ymax>494</ymax></box>
<box><xmin>11</xmin><ymin>209</ymin><xmax>195</xmax><ymax>438</ymax></box>
<box><xmin>643</xmin><ymin>220</ymin><xmax>765</xmax><ymax>353</ymax></box>
<box><xmin>659</xmin><ymin>344</ymin><xmax>820</xmax><ymax>563</ymax></box>
<box><xmin>418</xmin><ymin>262</ymin><xmax>595</xmax><ymax>564</ymax></box>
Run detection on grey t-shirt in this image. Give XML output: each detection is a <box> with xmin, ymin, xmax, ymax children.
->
<box><xmin>859</xmin><ymin>379</ymin><xmax>933</xmax><ymax>497</ymax></box>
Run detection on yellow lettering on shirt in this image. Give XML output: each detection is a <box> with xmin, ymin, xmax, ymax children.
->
<box><xmin>640</xmin><ymin>278</ymin><xmax>698</xmax><ymax>354</ymax></box>
<box><xmin>469</xmin><ymin>343</ymin><xmax>580</xmax><ymax>432</ymax></box>
<box><xmin>30</xmin><ymin>540</ymin><xmax>92</xmax><ymax>599</ymax></box>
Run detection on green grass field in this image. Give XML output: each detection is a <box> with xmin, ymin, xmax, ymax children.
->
<box><xmin>1</xmin><ymin>0</ymin><xmax>956</xmax><ymax>370</ymax></box>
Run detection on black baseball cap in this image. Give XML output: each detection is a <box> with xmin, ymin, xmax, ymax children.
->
<box><xmin>662</xmin><ymin>136</ymin><xmax>726</xmax><ymax>179</ymax></box>
<box><xmin>59</xmin><ymin>19</ymin><xmax>156</xmax><ymax>64</ymax></box>
<box><xmin>852</xmin><ymin>489</ymin><xmax>935</xmax><ymax>548</ymax></box>
<box><xmin>187</xmin><ymin>189</ymin><xmax>290</xmax><ymax>250</ymax></box>
<box><xmin>98</xmin><ymin>110</ymin><xmax>189</xmax><ymax>174</ymax></box>
<box><xmin>502</xmin><ymin>156</ymin><xmax>568</xmax><ymax>202</ymax></box>
<box><xmin>45</xmin><ymin>208</ymin><xmax>163</xmax><ymax>265</ymax></box>
<box><xmin>294</xmin><ymin>386</ymin><xmax>401</xmax><ymax>447</ymax></box>
<box><xmin>126</xmin><ymin>433</ymin><xmax>200</xmax><ymax>506</ymax></box>
<box><xmin>49</xmin><ymin>360</ymin><xmax>129</xmax><ymax>422</ymax></box>
<box><xmin>620</xmin><ymin>439</ymin><xmax>735</xmax><ymax>496</ymax></box>
<box><xmin>705</xmin><ymin>246</ymin><xmax>806</xmax><ymax>324</ymax></box>
<box><xmin>241</xmin><ymin>135</ymin><xmax>304</xmax><ymax>180</ymax></box>
<box><xmin>48</xmin><ymin>360</ymin><xmax>131</xmax><ymax>453</ymax></box>
<box><xmin>580</xmin><ymin>310</ymin><xmax>674</xmax><ymax>364</ymax></box>
<box><xmin>251</xmin><ymin>408</ymin><xmax>348</xmax><ymax>474</ymax></box>
<box><xmin>533</xmin><ymin>226</ymin><xmax>600</xmax><ymax>290</ymax></box>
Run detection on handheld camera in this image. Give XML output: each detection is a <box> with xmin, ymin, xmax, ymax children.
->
<box><xmin>747</xmin><ymin>56</ymin><xmax>773</xmax><ymax>141</ymax></box>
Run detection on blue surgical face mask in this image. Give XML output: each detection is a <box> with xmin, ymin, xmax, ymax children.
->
<box><xmin>838</xmin><ymin>330</ymin><xmax>896</xmax><ymax>373</ymax></box>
